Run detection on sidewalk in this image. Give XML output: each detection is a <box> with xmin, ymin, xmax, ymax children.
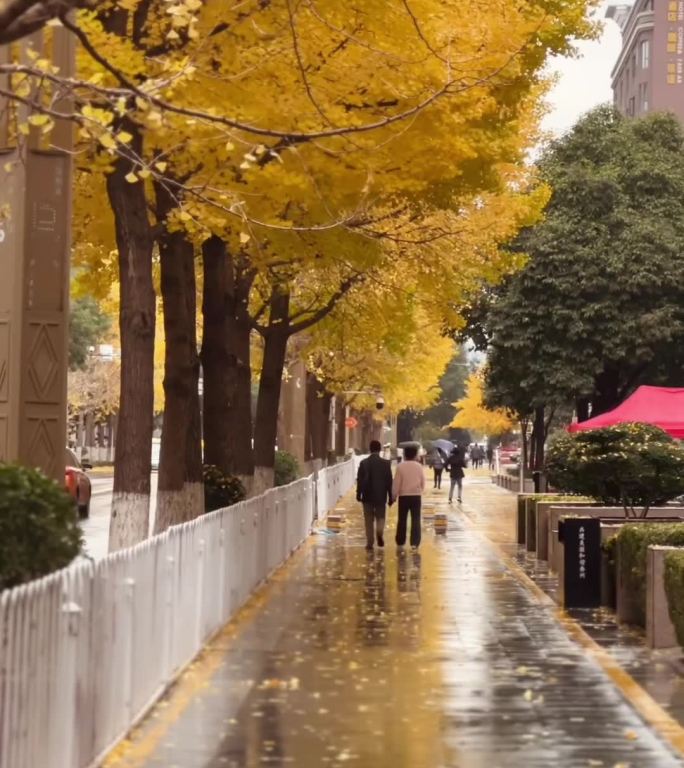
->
<box><xmin>105</xmin><ymin>474</ymin><xmax>684</xmax><ymax>768</ymax></box>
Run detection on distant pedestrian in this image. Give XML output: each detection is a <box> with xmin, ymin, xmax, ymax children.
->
<box><xmin>472</xmin><ymin>444</ymin><xmax>483</xmax><ymax>469</ymax></box>
<box><xmin>486</xmin><ymin>445</ymin><xmax>494</xmax><ymax>471</ymax></box>
<box><xmin>445</xmin><ymin>447</ymin><xmax>466</xmax><ymax>504</ymax></box>
<box><xmin>392</xmin><ymin>445</ymin><xmax>425</xmax><ymax>551</ymax></box>
<box><xmin>356</xmin><ymin>440</ymin><xmax>394</xmax><ymax>551</ymax></box>
<box><xmin>432</xmin><ymin>450</ymin><xmax>445</xmax><ymax>489</ymax></box>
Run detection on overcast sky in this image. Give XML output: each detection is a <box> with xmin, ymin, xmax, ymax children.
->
<box><xmin>541</xmin><ymin>1</ymin><xmax>624</xmax><ymax>137</ymax></box>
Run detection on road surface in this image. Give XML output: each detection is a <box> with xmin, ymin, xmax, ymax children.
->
<box><xmin>80</xmin><ymin>474</ymin><xmax>158</xmax><ymax>559</ymax></box>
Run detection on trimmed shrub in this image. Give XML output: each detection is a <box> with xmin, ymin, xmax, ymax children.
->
<box><xmin>616</xmin><ymin>523</ymin><xmax>684</xmax><ymax>626</ymax></box>
<box><xmin>274</xmin><ymin>451</ymin><xmax>300</xmax><ymax>487</ymax></box>
<box><xmin>0</xmin><ymin>464</ymin><xmax>83</xmax><ymax>591</ymax></box>
<box><xmin>664</xmin><ymin>550</ymin><xmax>684</xmax><ymax>648</ymax></box>
<box><xmin>546</xmin><ymin>423</ymin><xmax>684</xmax><ymax>516</ymax></box>
<box><xmin>203</xmin><ymin>465</ymin><xmax>246</xmax><ymax>513</ymax></box>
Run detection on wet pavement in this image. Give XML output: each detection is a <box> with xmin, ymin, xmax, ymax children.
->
<box><xmin>108</xmin><ymin>474</ymin><xmax>684</xmax><ymax>768</ymax></box>
<box><xmin>460</xmin><ymin>476</ymin><xmax>684</xmax><ymax>731</ymax></box>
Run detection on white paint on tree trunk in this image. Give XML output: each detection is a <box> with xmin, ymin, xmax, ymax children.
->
<box><xmin>184</xmin><ymin>482</ymin><xmax>204</xmax><ymax>521</ymax></box>
<box><xmin>239</xmin><ymin>474</ymin><xmax>255</xmax><ymax>499</ymax></box>
<box><xmin>109</xmin><ymin>493</ymin><xmax>150</xmax><ymax>552</ymax></box>
<box><xmin>155</xmin><ymin>483</ymin><xmax>205</xmax><ymax>533</ymax></box>
<box><xmin>252</xmin><ymin>466</ymin><xmax>275</xmax><ymax>496</ymax></box>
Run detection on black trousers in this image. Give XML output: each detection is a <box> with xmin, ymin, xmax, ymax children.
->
<box><xmin>433</xmin><ymin>467</ymin><xmax>443</xmax><ymax>488</ymax></box>
<box><xmin>362</xmin><ymin>503</ymin><xmax>386</xmax><ymax>546</ymax></box>
<box><xmin>396</xmin><ymin>495</ymin><xmax>422</xmax><ymax>547</ymax></box>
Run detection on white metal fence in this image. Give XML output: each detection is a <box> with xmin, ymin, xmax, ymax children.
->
<box><xmin>316</xmin><ymin>456</ymin><xmax>361</xmax><ymax>523</ymax></box>
<box><xmin>0</xmin><ymin>459</ymin><xmax>360</xmax><ymax>768</ymax></box>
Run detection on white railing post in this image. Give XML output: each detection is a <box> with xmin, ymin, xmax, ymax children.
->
<box><xmin>218</xmin><ymin>527</ymin><xmax>226</xmax><ymax>622</ymax></box>
<box><xmin>56</xmin><ymin>600</ymin><xmax>81</xmax><ymax>768</ymax></box>
<box><xmin>163</xmin><ymin>555</ymin><xmax>175</xmax><ymax>675</ymax></box>
<box><xmin>195</xmin><ymin>539</ymin><xmax>206</xmax><ymax>648</ymax></box>
<box><xmin>122</xmin><ymin>577</ymin><xmax>136</xmax><ymax>725</ymax></box>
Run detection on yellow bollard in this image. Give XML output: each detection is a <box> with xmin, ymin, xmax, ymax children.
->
<box><xmin>434</xmin><ymin>512</ymin><xmax>448</xmax><ymax>535</ymax></box>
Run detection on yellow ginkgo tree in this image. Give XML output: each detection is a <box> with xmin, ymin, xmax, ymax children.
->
<box><xmin>3</xmin><ymin>0</ymin><xmax>598</xmax><ymax>547</ymax></box>
<box><xmin>451</xmin><ymin>371</ymin><xmax>515</xmax><ymax>437</ymax></box>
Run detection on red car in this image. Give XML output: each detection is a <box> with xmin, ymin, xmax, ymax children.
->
<box><xmin>65</xmin><ymin>448</ymin><xmax>92</xmax><ymax>519</ymax></box>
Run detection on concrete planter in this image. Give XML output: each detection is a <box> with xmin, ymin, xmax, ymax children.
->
<box><xmin>645</xmin><ymin>545</ymin><xmax>681</xmax><ymax>649</ymax></box>
<box><xmin>516</xmin><ymin>494</ymin><xmax>565</xmax><ymax>547</ymax></box>
<box><xmin>534</xmin><ymin>500</ymin><xmax>595</xmax><ymax>561</ymax></box>
<box><xmin>600</xmin><ymin>523</ymin><xmax>622</xmax><ymax>608</ymax></box>
<box><xmin>548</xmin><ymin>506</ymin><xmax>684</xmax><ymax>575</ymax></box>
<box><xmin>612</xmin><ymin>519</ymin><xmax>684</xmax><ymax>627</ymax></box>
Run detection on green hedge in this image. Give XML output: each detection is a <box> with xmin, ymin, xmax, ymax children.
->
<box><xmin>274</xmin><ymin>451</ymin><xmax>300</xmax><ymax>487</ymax></box>
<box><xmin>616</xmin><ymin>523</ymin><xmax>684</xmax><ymax>626</ymax></box>
<box><xmin>203</xmin><ymin>465</ymin><xmax>246</xmax><ymax>513</ymax></box>
<box><xmin>0</xmin><ymin>464</ymin><xmax>83</xmax><ymax>590</ymax></box>
<box><xmin>664</xmin><ymin>550</ymin><xmax>684</xmax><ymax>648</ymax></box>
<box><xmin>546</xmin><ymin>423</ymin><xmax>684</xmax><ymax>516</ymax></box>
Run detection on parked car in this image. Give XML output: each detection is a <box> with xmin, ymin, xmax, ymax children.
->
<box><xmin>65</xmin><ymin>448</ymin><xmax>92</xmax><ymax>519</ymax></box>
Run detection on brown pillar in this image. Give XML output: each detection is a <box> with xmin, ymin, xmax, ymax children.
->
<box><xmin>0</xmin><ymin>31</ymin><xmax>73</xmax><ymax>480</ymax></box>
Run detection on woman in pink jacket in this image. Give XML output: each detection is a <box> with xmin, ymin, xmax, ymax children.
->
<box><xmin>392</xmin><ymin>445</ymin><xmax>425</xmax><ymax>550</ymax></box>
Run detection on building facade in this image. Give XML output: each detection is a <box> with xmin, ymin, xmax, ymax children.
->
<box><xmin>607</xmin><ymin>0</ymin><xmax>684</xmax><ymax>121</ymax></box>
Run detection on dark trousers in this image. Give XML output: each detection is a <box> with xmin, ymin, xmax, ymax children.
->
<box><xmin>396</xmin><ymin>496</ymin><xmax>421</xmax><ymax>547</ymax></box>
<box><xmin>363</xmin><ymin>503</ymin><xmax>386</xmax><ymax>546</ymax></box>
<box><xmin>433</xmin><ymin>468</ymin><xmax>443</xmax><ymax>488</ymax></box>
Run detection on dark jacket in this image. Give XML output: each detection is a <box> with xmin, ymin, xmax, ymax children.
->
<box><xmin>356</xmin><ymin>453</ymin><xmax>393</xmax><ymax>505</ymax></box>
<box><xmin>445</xmin><ymin>453</ymin><xmax>466</xmax><ymax>479</ymax></box>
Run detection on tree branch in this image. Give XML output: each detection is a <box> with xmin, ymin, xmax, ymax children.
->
<box><xmin>0</xmin><ymin>0</ymin><xmax>91</xmax><ymax>45</ymax></box>
<box><xmin>289</xmin><ymin>271</ymin><xmax>365</xmax><ymax>335</ymax></box>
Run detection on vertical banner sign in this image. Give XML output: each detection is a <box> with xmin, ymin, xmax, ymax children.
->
<box><xmin>665</xmin><ymin>1</ymin><xmax>684</xmax><ymax>86</ymax></box>
<box><xmin>559</xmin><ymin>517</ymin><xmax>601</xmax><ymax>608</ymax></box>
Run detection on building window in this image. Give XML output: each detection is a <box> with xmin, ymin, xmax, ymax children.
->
<box><xmin>638</xmin><ymin>82</ymin><xmax>648</xmax><ymax>112</ymax></box>
<box><xmin>640</xmin><ymin>39</ymin><xmax>650</xmax><ymax>69</ymax></box>
<box><xmin>628</xmin><ymin>96</ymin><xmax>636</xmax><ymax>116</ymax></box>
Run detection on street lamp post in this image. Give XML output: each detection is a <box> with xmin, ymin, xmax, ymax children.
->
<box><xmin>0</xmin><ymin>29</ymin><xmax>74</xmax><ymax>479</ymax></box>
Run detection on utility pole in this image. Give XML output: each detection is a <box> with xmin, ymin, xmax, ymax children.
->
<box><xmin>0</xmin><ymin>28</ymin><xmax>74</xmax><ymax>480</ymax></box>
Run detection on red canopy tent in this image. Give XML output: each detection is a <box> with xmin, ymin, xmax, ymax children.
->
<box><xmin>568</xmin><ymin>385</ymin><xmax>684</xmax><ymax>439</ymax></box>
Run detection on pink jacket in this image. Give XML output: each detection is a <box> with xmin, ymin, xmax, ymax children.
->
<box><xmin>392</xmin><ymin>460</ymin><xmax>425</xmax><ymax>498</ymax></box>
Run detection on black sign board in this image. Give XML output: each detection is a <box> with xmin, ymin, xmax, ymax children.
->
<box><xmin>558</xmin><ymin>517</ymin><xmax>601</xmax><ymax>608</ymax></box>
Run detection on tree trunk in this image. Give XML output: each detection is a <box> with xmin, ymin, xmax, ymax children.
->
<box><xmin>107</xmin><ymin>140</ymin><xmax>156</xmax><ymax>551</ymax></box>
<box><xmin>520</xmin><ymin>418</ymin><xmax>529</xmax><ymax>478</ymax></box>
<box><xmin>336</xmin><ymin>400</ymin><xmax>347</xmax><ymax>458</ymax></box>
<box><xmin>200</xmin><ymin>237</ymin><xmax>254</xmax><ymax>491</ymax></box>
<box><xmin>592</xmin><ymin>365</ymin><xmax>621</xmax><ymax>416</ymax></box>
<box><xmin>154</xmin><ymin>182</ymin><xmax>202</xmax><ymax>533</ymax></box>
<box><xmin>253</xmin><ymin>290</ymin><xmax>290</xmax><ymax>494</ymax></box>
<box><xmin>85</xmin><ymin>410</ymin><xmax>95</xmax><ymax>447</ymax></box>
<box><xmin>184</xmin><ymin>241</ymin><xmax>204</xmax><ymax>520</ymax></box>
<box><xmin>576</xmin><ymin>397</ymin><xmax>590</xmax><ymax>423</ymax></box>
<box><xmin>305</xmin><ymin>373</ymin><xmax>329</xmax><ymax>462</ymax></box>
<box><xmin>533</xmin><ymin>405</ymin><xmax>545</xmax><ymax>472</ymax></box>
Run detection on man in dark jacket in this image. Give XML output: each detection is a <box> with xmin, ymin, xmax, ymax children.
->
<box><xmin>445</xmin><ymin>447</ymin><xmax>466</xmax><ymax>504</ymax></box>
<box><xmin>356</xmin><ymin>440</ymin><xmax>393</xmax><ymax>550</ymax></box>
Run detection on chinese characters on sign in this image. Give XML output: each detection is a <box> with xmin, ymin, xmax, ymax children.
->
<box><xmin>666</xmin><ymin>1</ymin><xmax>684</xmax><ymax>86</ymax></box>
<box><xmin>578</xmin><ymin>525</ymin><xmax>586</xmax><ymax>581</ymax></box>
